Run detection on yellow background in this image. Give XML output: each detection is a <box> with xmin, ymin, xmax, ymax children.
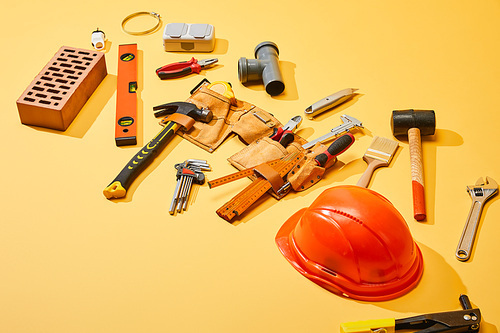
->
<box><xmin>2</xmin><ymin>0</ymin><xmax>500</xmax><ymax>332</ymax></box>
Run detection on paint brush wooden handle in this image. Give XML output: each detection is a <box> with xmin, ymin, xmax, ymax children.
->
<box><xmin>356</xmin><ymin>159</ymin><xmax>387</xmax><ymax>188</ymax></box>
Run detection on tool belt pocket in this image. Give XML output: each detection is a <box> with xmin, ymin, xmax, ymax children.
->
<box><xmin>286</xmin><ymin>145</ymin><xmax>330</xmax><ymax>192</ymax></box>
<box><xmin>181</xmin><ymin>84</ymin><xmax>281</xmax><ymax>152</ymax></box>
<box><xmin>228</xmin><ymin>136</ymin><xmax>303</xmax><ymax>170</ymax></box>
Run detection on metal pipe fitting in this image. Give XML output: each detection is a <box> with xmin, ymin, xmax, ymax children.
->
<box><xmin>238</xmin><ymin>41</ymin><xmax>285</xmax><ymax>96</ymax></box>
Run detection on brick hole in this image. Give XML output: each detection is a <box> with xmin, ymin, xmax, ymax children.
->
<box><xmin>85</xmin><ymin>62</ymin><xmax>91</xmax><ymax>66</ymax></box>
<box><xmin>60</xmin><ymin>63</ymin><xmax>72</xmax><ymax>68</ymax></box>
<box><xmin>53</xmin><ymin>62</ymin><xmax>57</xmax><ymax>65</ymax></box>
<box><xmin>51</xmin><ymin>96</ymin><xmax>62</xmax><ymax>100</ymax></box>
<box><xmin>47</xmin><ymin>88</ymin><xmax>60</xmax><ymax>94</ymax></box>
<box><xmin>45</xmin><ymin>71</ymin><xmax>50</xmax><ymax>75</ymax></box>
<box><xmin>57</xmin><ymin>57</ymin><xmax>68</xmax><ymax>62</ymax></box>
<box><xmin>64</xmin><ymin>49</ymin><xmax>76</xmax><ymax>53</ymax></box>
<box><xmin>48</xmin><ymin>67</ymin><xmax>60</xmax><ymax>72</ymax></box>
<box><xmin>32</xmin><ymin>86</ymin><xmax>44</xmax><ymax>91</ymax></box>
<box><xmin>40</xmin><ymin>76</ymin><xmax>53</xmax><ymax>81</ymax></box>
<box><xmin>27</xmin><ymin>91</ymin><xmax>33</xmax><ymax>95</ymax></box>
<box><xmin>36</xmin><ymin>81</ymin><xmax>41</xmax><ymax>85</ymax></box>
<box><xmin>67</xmin><ymin>54</ymin><xmax>78</xmax><ymax>59</ymax></box>
<box><xmin>24</xmin><ymin>97</ymin><xmax>36</xmax><ymax>102</ymax></box>
<box><xmin>63</xmin><ymin>69</ymin><xmax>75</xmax><ymax>74</ymax></box>
<box><xmin>43</xmin><ymin>83</ymin><xmax>56</xmax><ymax>88</ymax></box>
<box><xmin>71</xmin><ymin>60</ymin><xmax>83</xmax><ymax>64</ymax></box>
<box><xmin>60</xmin><ymin>85</ymin><xmax>70</xmax><ymax>90</ymax></box>
<box><xmin>70</xmin><ymin>82</ymin><xmax>75</xmax><ymax>85</ymax></box>
<box><xmin>35</xmin><ymin>93</ymin><xmax>47</xmax><ymax>98</ymax></box>
<box><xmin>82</xmin><ymin>57</ymin><xmax>93</xmax><ymax>61</ymax></box>
<box><xmin>55</xmin><ymin>79</ymin><xmax>68</xmax><ymax>84</ymax></box>
<box><xmin>60</xmin><ymin>53</ymin><xmax>65</xmax><ymax>56</ymax></box>
<box><xmin>78</xmin><ymin>51</ymin><xmax>90</xmax><ymax>55</ymax></box>
<box><xmin>74</xmin><ymin>65</ymin><xmax>86</xmax><ymax>71</ymax></box>
<box><xmin>62</xmin><ymin>91</ymin><xmax>67</xmax><ymax>95</ymax></box>
<box><xmin>67</xmin><ymin>75</ymin><xmax>78</xmax><ymax>80</ymax></box>
<box><xmin>78</xmin><ymin>72</ymin><xmax>83</xmax><ymax>75</ymax></box>
<box><xmin>39</xmin><ymin>100</ymin><xmax>51</xmax><ymax>105</ymax></box>
<box><xmin>52</xmin><ymin>73</ymin><xmax>64</xmax><ymax>78</ymax></box>
<box><xmin>54</xmin><ymin>103</ymin><xmax>59</xmax><ymax>106</ymax></box>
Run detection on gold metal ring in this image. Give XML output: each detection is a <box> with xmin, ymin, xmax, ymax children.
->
<box><xmin>121</xmin><ymin>11</ymin><xmax>162</xmax><ymax>36</ymax></box>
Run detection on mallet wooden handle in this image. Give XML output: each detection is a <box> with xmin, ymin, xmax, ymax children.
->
<box><xmin>408</xmin><ymin>127</ymin><xmax>426</xmax><ymax>220</ymax></box>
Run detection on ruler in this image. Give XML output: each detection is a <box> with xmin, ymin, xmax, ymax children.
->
<box><xmin>208</xmin><ymin>158</ymin><xmax>282</xmax><ymax>189</ymax></box>
<box><xmin>215</xmin><ymin>151</ymin><xmax>305</xmax><ymax>222</ymax></box>
<box><xmin>115</xmin><ymin>44</ymin><xmax>138</xmax><ymax>146</ymax></box>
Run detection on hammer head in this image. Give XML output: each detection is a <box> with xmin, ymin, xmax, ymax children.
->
<box><xmin>153</xmin><ymin>102</ymin><xmax>213</xmax><ymax>123</ymax></box>
<box><xmin>391</xmin><ymin>109</ymin><xmax>436</xmax><ymax>136</ymax></box>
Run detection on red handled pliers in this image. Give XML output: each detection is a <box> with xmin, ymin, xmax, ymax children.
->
<box><xmin>156</xmin><ymin>58</ymin><xmax>218</xmax><ymax>79</ymax></box>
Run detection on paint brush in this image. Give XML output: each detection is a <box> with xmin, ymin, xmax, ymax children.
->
<box><xmin>356</xmin><ymin>136</ymin><xmax>399</xmax><ymax>188</ymax></box>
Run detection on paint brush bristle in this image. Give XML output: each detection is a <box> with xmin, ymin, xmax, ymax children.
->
<box><xmin>364</xmin><ymin>136</ymin><xmax>399</xmax><ymax>164</ymax></box>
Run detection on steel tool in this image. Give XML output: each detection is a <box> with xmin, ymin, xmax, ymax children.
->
<box><xmin>170</xmin><ymin>160</ymin><xmax>210</xmax><ymax>214</ymax></box>
<box><xmin>456</xmin><ymin>176</ymin><xmax>498</xmax><ymax>261</ymax></box>
<box><xmin>391</xmin><ymin>109</ymin><xmax>436</xmax><ymax>221</ymax></box>
<box><xmin>302</xmin><ymin>114</ymin><xmax>363</xmax><ymax>149</ymax></box>
<box><xmin>341</xmin><ymin>295</ymin><xmax>480</xmax><ymax>333</ymax></box>
<box><xmin>269</xmin><ymin>115</ymin><xmax>302</xmax><ymax>147</ymax></box>
<box><xmin>305</xmin><ymin>88</ymin><xmax>358</xmax><ymax>118</ymax></box>
<box><xmin>103</xmin><ymin>102</ymin><xmax>212</xmax><ymax>199</ymax></box>
<box><xmin>156</xmin><ymin>58</ymin><xmax>218</xmax><ymax>79</ymax></box>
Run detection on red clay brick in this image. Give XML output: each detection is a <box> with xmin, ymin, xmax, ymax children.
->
<box><xmin>16</xmin><ymin>46</ymin><xmax>107</xmax><ymax>130</ymax></box>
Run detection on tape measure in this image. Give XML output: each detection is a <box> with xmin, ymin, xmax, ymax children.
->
<box><xmin>207</xmin><ymin>81</ymin><xmax>236</xmax><ymax>105</ymax></box>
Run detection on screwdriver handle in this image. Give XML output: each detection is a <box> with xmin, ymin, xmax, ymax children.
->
<box><xmin>314</xmin><ymin>133</ymin><xmax>355</xmax><ymax>167</ymax></box>
<box><xmin>103</xmin><ymin>121</ymin><xmax>180</xmax><ymax>199</ymax></box>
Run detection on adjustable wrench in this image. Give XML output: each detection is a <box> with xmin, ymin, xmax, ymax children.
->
<box><xmin>456</xmin><ymin>176</ymin><xmax>498</xmax><ymax>261</ymax></box>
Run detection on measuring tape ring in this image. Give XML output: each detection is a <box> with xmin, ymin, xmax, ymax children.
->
<box><xmin>121</xmin><ymin>11</ymin><xmax>162</xmax><ymax>36</ymax></box>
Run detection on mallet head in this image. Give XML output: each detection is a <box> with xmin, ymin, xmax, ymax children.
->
<box><xmin>391</xmin><ymin>109</ymin><xmax>436</xmax><ymax>137</ymax></box>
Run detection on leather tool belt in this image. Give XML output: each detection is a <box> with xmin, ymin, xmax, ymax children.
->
<box><xmin>180</xmin><ymin>83</ymin><xmax>282</xmax><ymax>152</ymax></box>
<box><xmin>228</xmin><ymin>135</ymin><xmax>337</xmax><ymax>196</ymax></box>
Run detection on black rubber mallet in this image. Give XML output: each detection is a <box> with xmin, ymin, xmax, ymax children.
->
<box><xmin>391</xmin><ymin>109</ymin><xmax>436</xmax><ymax>221</ymax></box>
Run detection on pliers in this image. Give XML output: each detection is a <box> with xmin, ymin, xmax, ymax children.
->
<box><xmin>156</xmin><ymin>57</ymin><xmax>218</xmax><ymax>79</ymax></box>
<box><xmin>269</xmin><ymin>115</ymin><xmax>302</xmax><ymax>147</ymax></box>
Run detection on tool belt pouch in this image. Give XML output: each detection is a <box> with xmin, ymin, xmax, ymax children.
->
<box><xmin>181</xmin><ymin>85</ymin><xmax>281</xmax><ymax>152</ymax></box>
<box><xmin>228</xmin><ymin>134</ymin><xmax>307</xmax><ymax>170</ymax></box>
<box><xmin>286</xmin><ymin>143</ymin><xmax>334</xmax><ymax>192</ymax></box>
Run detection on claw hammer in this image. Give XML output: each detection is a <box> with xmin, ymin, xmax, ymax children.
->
<box><xmin>103</xmin><ymin>102</ymin><xmax>212</xmax><ymax>199</ymax></box>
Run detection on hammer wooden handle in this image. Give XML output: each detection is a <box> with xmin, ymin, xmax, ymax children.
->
<box><xmin>408</xmin><ymin>127</ymin><xmax>426</xmax><ymax>220</ymax></box>
<box><xmin>103</xmin><ymin>121</ymin><xmax>180</xmax><ymax>199</ymax></box>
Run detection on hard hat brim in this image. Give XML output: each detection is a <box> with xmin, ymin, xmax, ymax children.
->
<box><xmin>275</xmin><ymin>206</ymin><xmax>424</xmax><ymax>302</ymax></box>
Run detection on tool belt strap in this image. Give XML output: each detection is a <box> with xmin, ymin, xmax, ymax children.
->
<box><xmin>253</xmin><ymin>163</ymin><xmax>284</xmax><ymax>193</ymax></box>
<box><xmin>162</xmin><ymin>113</ymin><xmax>196</xmax><ymax>131</ymax></box>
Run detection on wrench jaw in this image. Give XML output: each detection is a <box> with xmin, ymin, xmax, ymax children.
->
<box><xmin>468</xmin><ymin>176</ymin><xmax>499</xmax><ymax>200</ymax></box>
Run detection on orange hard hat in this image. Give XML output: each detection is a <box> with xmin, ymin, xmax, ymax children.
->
<box><xmin>275</xmin><ymin>185</ymin><xmax>423</xmax><ymax>301</ymax></box>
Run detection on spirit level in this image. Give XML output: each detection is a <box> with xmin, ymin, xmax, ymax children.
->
<box><xmin>115</xmin><ymin>44</ymin><xmax>138</xmax><ymax>146</ymax></box>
